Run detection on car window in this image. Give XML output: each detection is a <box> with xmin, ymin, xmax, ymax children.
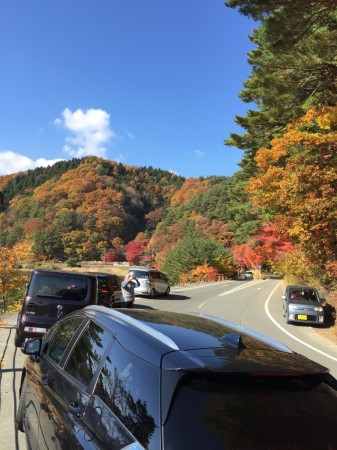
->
<box><xmin>130</xmin><ymin>270</ymin><xmax>148</xmax><ymax>279</ymax></box>
<box><xmin>160</xmin><ymin>273</ymin><xmax>168</xmax><ymax>282</ymax></box>
<box><xmin>111</xmin><ymin>275</ymin><xmax>121</xmax><ymax>287</ymax></box>
<box><xmin>94</xmin><ymin>341</ymin><xmax>159</xmax><ymax>449</ymax></box>
<box><xmin>163</xmin><ymin>374</ymin><xmax>337</xmax><ymax>450</ymax></box>
<box><xmin>84</xmin><ymin>395</ymin><xmax>140</xmax><ymax>449</ymax></box>
<box><xmin>64</xmin><ymin>320</ymin><xmax>112</xmax><ymax>387</ymax></box>
<box><xmin>28</xmin><ymin>273</ymin><xmax>89</xmax><ymax>301</ymax></box>
<box><xmin>289</xmin><ymin>288</ymin><xmax>319</xmax><ymax>302</ymax></box>
<box><xmin>47</xmin><ymin>317</ymin><xmax>84</xmax><ymax>364</ymax></box>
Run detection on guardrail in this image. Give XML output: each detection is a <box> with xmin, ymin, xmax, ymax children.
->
<box><xmin>179</xmin><ymin>275</ymin><xmax>229</xmax><ymax>285</ymax></box>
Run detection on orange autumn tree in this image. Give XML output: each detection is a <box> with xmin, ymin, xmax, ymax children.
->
<box><xmin>247</xmin><ymin>106</ymin><xmax>337</xmax><ymax>285</ymax></box>
<box><xmin>0</xmin><ymin>242</ymin><xmax>33</xmax><ymax>312</ymax></box>
<box><xmin>179</xmin><ymin>263</ymin><xmax>221</xmax><ymax>285</ymax></box>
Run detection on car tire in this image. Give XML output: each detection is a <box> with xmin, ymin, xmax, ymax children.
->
<box><xmin>14</xmin><ymin>332</ymin><xmax>24</xmax><ymax>348</ymax></box>
<box><xmin>126</xmin><ymin>301</ymin><xmax>134</xmax><ymax>308</ymax></box>
<box><xmin>16</xmin><ymin>377</ymin><xmax>27</xmax><ymax>432</ymax></box>
<box><xmin>165</xmin><ymin>286</ymin><xmax>170</xmax><ymax>296</ymax></box>
<box><xmin>149</xmin><ymin>289</ymin><xmax>155</xmax><ymax>299</ymax></box>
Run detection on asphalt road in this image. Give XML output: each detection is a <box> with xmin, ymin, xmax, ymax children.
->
<box><xmin>134</xmin><ymin>278</ymin><xmax>337</xmax><ymax>378</ymax></box>
<box><xmin>1</xmin><ymin>277</ymin><xmax>337</xmax><ymax>450</ymax></box>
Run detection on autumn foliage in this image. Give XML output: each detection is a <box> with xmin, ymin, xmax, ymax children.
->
<box><xmin>247</xmin><ymin>106</ymin><xmax>337</xmax><ymax>285</ymax></box>
<box><xmin>0</xmin><ymin>242</ymin><xmax>33</xmax><ymax>312</ymax></box>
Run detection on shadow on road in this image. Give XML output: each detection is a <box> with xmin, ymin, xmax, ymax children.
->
<box><xmin>324</xmin><ymin>303</ymin><xmax>336</xmax><ymax>328</ymax></box>
<box><xmin>136</xmin><ymin>294</ymin><xmax>190</xmax><ymax>302</ymax></box>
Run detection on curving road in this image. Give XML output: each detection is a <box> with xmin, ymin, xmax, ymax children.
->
<box><xmin>1</xmin><ymin>277</ymin><xmax>337</xmax><ymax>450</ymax></box>
<box><xmin>135</xmin><ymin>278</ymin><xmax>337</xmax><ymax>378</ymax></box>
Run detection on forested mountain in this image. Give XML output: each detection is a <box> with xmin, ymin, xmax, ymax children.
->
<box><xmin>0</xmin><ymin>157</ymin><xmax>185</xmax><ymax>262</ymax></box>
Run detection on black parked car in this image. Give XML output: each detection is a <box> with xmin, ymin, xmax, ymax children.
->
<box><xmin>14</xmin><ymin>269</ymin><xmax>122</xmax><ymax>347</ymax></box>
<box><xmin>17</xmin><ymin>307</ymin><xmax>337</xmax><ymax>449</ymax></box>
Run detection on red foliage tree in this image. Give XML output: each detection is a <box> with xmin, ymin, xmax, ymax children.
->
<box><xmin>125</xmin><ymin>240</ymin><xmax>149</xmax><ymax>265</ymax></box>
<box><xmin>232</xmin><ymin>224</ymin><xmax>292</xmax><ymax>270</ymax></box>
<box><xmin>102</xmin><ymin>247</ymin><xmax>125</xmax><ymax>263</ymax></box>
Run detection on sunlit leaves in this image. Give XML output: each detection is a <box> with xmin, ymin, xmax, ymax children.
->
<box><xmin>0</xmin><ymin>242</ymin><xmax>32</xmax><ymax>312</ymax></box>
<box><xmin>247</xmin><ymin>106</ymin><xmax>337</xmax><ymax>284</ymax></box>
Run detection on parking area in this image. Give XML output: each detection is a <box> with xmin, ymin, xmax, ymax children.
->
<box><xmin>0</xmin><ymin>313</ymin><xmax>26</xmax><ymax>450</ymax></box>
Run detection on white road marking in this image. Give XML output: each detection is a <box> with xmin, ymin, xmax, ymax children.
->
<box><xmin>174</xmin><ymin>282</ymin><xmax>229</xmax><ymax>292</ymax></box>
<box><xmin>218</xmin><ymin>281</ymin><xmax>262</xmax><ymax>296</ymax></box>
<box><xmin>265</xmin><ymin>282</ymin><xmax>337</xmax><ymax>363</ymax></box>
<box><xmin>198</xmin><ymin>281</ymin><xmax>262</xmax><ymax>308</ymax></box>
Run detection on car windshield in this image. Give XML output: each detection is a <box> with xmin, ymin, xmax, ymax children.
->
<box><xmin>163</xmin><ymin>373</ymin><xmax>337</xmax><ymax>449</ymax></box>
<box><xmin>289</xmin><ymin>288</ymin><xmax>319</xmax><ymax>302</ymax></box>
<box><xmin>130</xmin><ymin>270</ymin><xmax>149</xmax><ymax>279</ymax></box>
<box><xmin>28</xmin><ymin>274</ymin><xmax>89</xmax><ymax>301</ymax></box>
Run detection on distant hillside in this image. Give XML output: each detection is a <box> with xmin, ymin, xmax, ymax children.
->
<box><xmin>0</xmin><ymin>156</ymin><xmax>185</xmax><ymax>260</ymax></box>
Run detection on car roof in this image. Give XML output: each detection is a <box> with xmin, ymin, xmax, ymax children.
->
<box><xmin>287</xmin><ymin>284</ymin><xmax>317</xmax><ymax>290</ymax></box>
<box><xmin>80</xmin><ymin>306</ymin><xmax>328</xmax><ymax>376</ymax></box>
<box><xmin>31</xmin><ymin>269</ymin><xmax>117</xmax><ymax>278</ymax></box>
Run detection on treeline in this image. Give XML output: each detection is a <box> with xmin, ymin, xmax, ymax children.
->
<box><xmin>222</xmin><ymin>0</ymin><xmax>337</xmax><ymax>288</ymax></box>
<box><xmin>0</xmin><ymin>157</ymin><xmax>185</xmax><ymax>265</ymax></box>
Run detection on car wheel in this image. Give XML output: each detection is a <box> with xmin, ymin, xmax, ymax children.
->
<box><xmin>14</xmin><ymin>332</ymin><xmax>24</xmax><ymax>348</ymax></box>
<box><xmin>165</xmin><ymin>286</ymin><xmax>170</xmax><ymax>296</ymax></box>
<box><xmin>108</xmin><ymin>296</ymin><xmax>115</xmax><ymax>308</ymax></box>
<box><xmin>149</xmin><ymin>289</ymin><xmax>155</xmax><ymax>299</ymax></box>
<box><xmin>126</xmin><ymin>301</ymin><xmax>134</xmax><ymax>309</ymax></box>
<box><xmin>16</xmin><ymin>377</ymin><xmax>27</xmax><ymax>432</ymax></box>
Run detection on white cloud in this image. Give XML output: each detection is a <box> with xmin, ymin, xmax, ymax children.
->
<box><xmin>0</xmin><ymin>150</ymin><xmax>63</xmax><ymax>176</ymax></box>
<box><xmin>125</xmin><ymin>130</ymin><xmax>135</xmax><ymax>140</ymax></box>
<box><xmin>54</xmin><ymin>107</ymin><xmax>115</xmax><ymax>158</ymax></box>
<box><xmin>194</xmin><ymin>149</ymin><xmax>204</xmax><ymax>157</ymax></box>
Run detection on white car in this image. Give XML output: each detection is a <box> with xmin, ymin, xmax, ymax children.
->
<box><xmin>128</xmin><ymin>267</ymin><xmax>170</xmax><ymax>298</ymax></box>
<box><xmin>244</xmin><ymin>271</ymin><xmax>253</xmax><ymax>280</ymax></box>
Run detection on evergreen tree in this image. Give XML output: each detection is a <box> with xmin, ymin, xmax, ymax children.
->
<box><xmin>225</xmin><ymin>1</ymin><xmax>337</xmax><ymax>172</ymax></box>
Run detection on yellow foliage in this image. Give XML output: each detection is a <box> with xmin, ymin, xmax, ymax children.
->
<box><xmin>316</xmin><ymin>106</ymin><xmax>337</xmax><ymax>130</ymax></box>
<box><xmin>0</xmin><ymin>243</ymin><xmax>33</xmax><ymax>312</ymax></box>
<box><xmin>254</xmin><ymin>146</ymin><xmax>287</xmax><ymax>171</ymax></box>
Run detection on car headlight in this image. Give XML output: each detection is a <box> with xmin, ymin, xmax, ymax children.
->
<box><xmin>289</xmin><ymin>304</ymin><xmax>297</xmax><ymax>311</ymax></box>
<box><xmin>314</xmin><ymin>307</ymin><xmax>323</xmax><ymax>312</ymax></box>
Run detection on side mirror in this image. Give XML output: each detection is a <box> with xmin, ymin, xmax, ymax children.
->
<box><xmin>21</xmin><ymin>338</ymin><xmax>42</xmax><ymax>355</ymax></box>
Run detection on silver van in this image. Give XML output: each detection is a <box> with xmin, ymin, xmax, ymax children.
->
<box><xmin>127</xmin><ymin>267</ymin><xmax>170</xmax><ymax>298</ymax></box>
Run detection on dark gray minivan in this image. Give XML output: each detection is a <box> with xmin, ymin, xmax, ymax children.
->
<box><xmin>14</xmin><ymin>269</ymin><xmax>122</xmax><ymax>347</ymax></box>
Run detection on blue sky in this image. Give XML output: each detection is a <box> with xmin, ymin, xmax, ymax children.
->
<box><xmin>0</xmin><ymin>0</ymin><xmax>255</xmax><ymax>178</ymax></box>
